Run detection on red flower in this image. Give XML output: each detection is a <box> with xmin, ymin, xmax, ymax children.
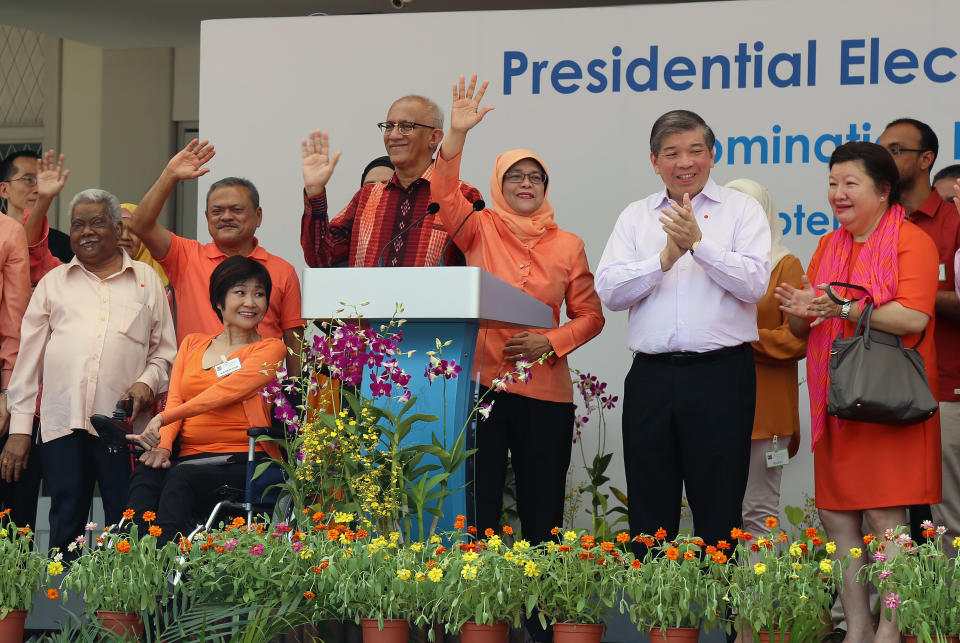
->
<box><xmin>435</xmin><ymin>546</ymin><xmax>446</xmax><ymax>555</ymax></box>
<box><xmin>730</xmin><ymin>527</ymin><xmax>744</xmax><ymax>540</ymax></box>
<box><xmin>466</xmin><ymin>526</ymin><xmax>477</xmax><ymax>535</ymax></box>
<box><xmin>426</xmin><ymin>561</ymin><xmax>437</xmax><ymax>568</ymax></box>
<box><xmin>712</xmin><ymin>552</ymin><xmax>728</xmax><ymax>564</ymax></box>
<box><xmin>716</xmin><ymin>540</ymin><xmax>731</xmax><ymax>551</ymax></box>
<box><xmin>805</xmin><ymin>527</ymin><xmax>818</xmax><ymax>539</ymax></box>
<box><xmin>312</xmin><ymin>512</ymin><xmax>326</xmax><ymax>524</ymax></box>
<box><xmin>550</xmin><ymin>527</ymin><xmax>561</xmax><ymax>536</ymax></box>
<box><xmin>705</xmin><ymin>546</ymin><xmax>717</xmax><ymax>555</ymax></box>
<box><xmin>600</xmin><ymin>541</ymin><xmax>614</xmax><ymax>552</ymax></box>
<box><xmin>741</xmin><ymin>532</ymin><xmax>755</xmax><ymax>542</ymax></box>
<box><xmin>654</xmin><ymin>527</ymin><xmax>667</xmax><ymax>540</ymax></box>
<box><xmin>750</xmin><ymin>544</ymin><xmax>760</xmax><ymax>552</ymax></box>
<box><xmin>559</xmin><ymin>545</ymin><xmax>572</xmax><ymax>553</ymax></box>
<box><xmin>630</xmin><ymin>559</ymin><xmax>642</xmax><ymax>569</ymax></box>
<box><xmin>356</xmin><ymin>529</ymin><xmax>368</xmax><ymax>539</ymax></box>
<box><xmin>642</xmin><ymin>537</ymin><xmax>655</xmax><ymax>548</ymax></box>
<box><xmin>579</xmin><ymin>552</ymin><xmax>594</xmax><ymax>560</ymax></box>
<box><xmin>320</xmin><ymin>560</ymin><xmax>330</xmax><ymax>569</ymax></box>
<box><xmin>683</xmin><ymin>550</ymin><xmax>696</xmax><ymax>560</ymax></box>
<box><xmin>812</xmin><ymin>537</ymin><xmax>823</xmax><ymax>546</ymax></box>
<box><xmin>312</xmin><ymin>566</ymin><xmax>323</xmax><ymax>574</ymax></box>
<box><xmin>863</xmin><ymin>533</ymin><xmax>875</xmax><ymax>545</ymax></box>
<box><xmin>179</xmin><ymin>538</ymin><xmax>192</xmax><ymax>553</ymax></box>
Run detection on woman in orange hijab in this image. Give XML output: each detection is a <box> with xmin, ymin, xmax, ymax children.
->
<box><xmin>431</xmin><ymin>74</ymin><xmax>605</xmax><ymax>551</ymax></box>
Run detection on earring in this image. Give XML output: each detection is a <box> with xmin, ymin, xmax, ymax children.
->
<box><xmin>880</xmin><ymin>196</ymin><xmax>886</xmax><ymax>201</ymax></box>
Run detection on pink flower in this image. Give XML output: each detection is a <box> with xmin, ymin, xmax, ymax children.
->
<box><xmin>478</xmin><ymin>401</ymin><xmax>494</xmax><ymax>421</ymax></box>
<box><xmin>884</xmin><ymin>593</ymin><xmax>900</xmax><ymax>610</ymax></box>
<box><xmin>224</xmin><ymin>538</ymin><xmax>238</xmax><ymax>551</ymax></box>
<box><xmin>878</xmin><ymin>570</ymin><xmax>892</xmax><ymax>580</ymax></box>
<box><xmin>292</xmin><ymin>541</ymin><xmax>305</xmax><ymax>553</ymax></box>
<box><xmin>250</xmin><ymin>544</ymin><xmax>265</xmax><ymax>556</ymax></box>
<box><xmin>873</xmin><ymin>551</ymin><xmax>887</xmax><ymax>563</ymax></box>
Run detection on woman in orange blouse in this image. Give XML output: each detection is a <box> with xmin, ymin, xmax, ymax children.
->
<box><xmin>433</xmin><ymin>75</ymin><xmax>605</xmax><ymax>548</ymax></box>
<box><xmin>126</xmin><ymin>256</ymin><xmax>285</xmax><ymax>543</ymax></box>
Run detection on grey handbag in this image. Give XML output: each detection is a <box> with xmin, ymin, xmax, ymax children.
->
<box><xmin>826</xmin><ymin>282</ymin><xmax>938</xmax><ymax>425</ymax></box>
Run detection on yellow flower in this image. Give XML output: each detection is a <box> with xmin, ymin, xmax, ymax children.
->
<box><xmin>953</xmin><ymin>536</ymin><xmax>960</xmax><ymax>549</ymax></box>
<box><xmin>397</xmin><ymin>569</ymin><xmax>412</xmax><ymax>580</ymax></box>
<box><xmin>415</xmin><ymin>572</ymin><xmax>426</xmax><ymax>581</ymax></box>
<box><xmin>849</xmin><ymin>547</ymin><xmax>862</xmax><ymax>559</ymax></box>
<box><xmin>790</xmin><ymin>574</ymin><xmax>799</xmax><ymax>579</ymax></box>
<box><xmin>504</xmin><ymin>551</ymin><xmax>515</xmax><ymax>563</ymax></box>
<box><xmin>300</xmin><ymin>548</ymin><xmax>314</xmax><ymax>560</ymax></box>
<box><xmin>409</xmin><ymin>542</ymin><xmax>424</xmax><ymax>552</ymax></box>
<box><xmin>523</xmin><ymin>561</ymin><xmax>540</xmax><ymax>578</ymax></box>
<box><xmin>462</xmin><ymin>551</ymin><xmax>479</xmax><ymax>563</ymax></box>
<box><xmin>47</xmin><ymin>561</ymin><xmax>64</xmax><ymax>576</ymax></box>
<box><xmin>753</xmin><ymin>563</ymin><xmax>767</xmax><ymax>575</ymax></box>
<box><xmin>389</xmin><ymin>532</ymin><xmax>400</xmax><ymax>542</ymax></box>
<box><xmin>513</xmin><ymin>539</ymin><xmax>531</xmax><ymax>551</ymax></box>
<box><xmin>819</xmin><ymin>559</ymin><xmax>833</xmax><ymax>573</ymax></box>
<box><xmin>825</xmin><ymin>541</ymin><xmax>837</xmax><ymax>554</ymax></box>
<box><xmin>800</xmin><ymin>595</ymin><xmax>808</xmax><ymax>601</ymax></box>
<box><xmin>430</xmin><ymin>535</ymin><xmax>442</xmax><ymax>544</ymax></box>
<box><xmin>334</xmin><ymin>512</ymin><xmax>355</xmax><ymax>523</ymax></box>
<box><xmin>0</xmin><ymin>529</ymin><xmax>7</xmax><ymax>538</ymax></box>
<box><xmin>461</xmin><ymin>565</ymin><xmax>477</xmax><ymax>580</ymax></box>
<box><xmin>546</xmin><ymin>542</ymin><xmax>559</xmax><ymax>552</ymax></box>
<box><xmin>789</xmin><ymin>543</ymin><xmax>802</xmax><ymax>558</ymax></box>
<box><xmin>487</xmin><ymin>535</ymin><xmax>502</xmax><ymax>549</ymax></box>
<box><xmin>427</xmin><ymin>568</ymin><xmax>443</xmax><ymax>582</ymax></box>
<box><xmin>792</xmin><ymin>563</ymin><xmax>803</xmax><ymax>570</ymax></box>
<box><xmin>563</xmin><ymin>530</ymin><xmax>577</xmax><ymax>543</ymax></box>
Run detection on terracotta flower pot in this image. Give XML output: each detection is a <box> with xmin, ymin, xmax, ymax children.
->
<box><xmin>649</xmin><ymin>626</ymin><xmax>701</xmax><ymax>642</ymax></box>
<box><xmin>553</xmin><ymin>622</ymin><xmax>603</xmax><ymax>643</ymax></box>
<box><xmin>0</xmin><ymin>609</ymin><xmax>27</xmax><ymax>643</ymax></box>
<box><xmin>97</xmin><ymin>610</ymin><xmax>145</xmax><ymax>641</ymax></box>
<box><xmin>361</xmin><ymin>617</ymin><xmax>410</xmax><ymax>643</ymax></box>
<box><xmin>758</xmin><ymin>632</ymin><xmax>790</xmax><ymax>643</ymax></box>
<box><xmin>459</xmin><ymin>621</ymin><xmax>509</xmax><ymax>643</ymax></box>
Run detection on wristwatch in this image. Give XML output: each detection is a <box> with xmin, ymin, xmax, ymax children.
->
<box><xmin>839</xmin><ymin>301</ymin><xmax>852</xmax><ymax>320</ymax></box>
<box><xmin>689</xmin><ymin>240</ymin><xmax>701</xmax><ymax>255</ymax></box>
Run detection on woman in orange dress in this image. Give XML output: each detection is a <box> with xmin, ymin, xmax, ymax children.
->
<box><xmin>776</xmin><ymin>142</ymin><xmax>940</xmax><ymax>643</ymax></box>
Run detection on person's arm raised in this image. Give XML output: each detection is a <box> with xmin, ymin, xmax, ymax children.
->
<box><xmin>24</xmin><ymin>150</ymin><xmax>70</xmax><ymax>245</ymax></box>
<box><xmin>439</xmin><ymin>74</ymin><xmax>494</xmax><ymax>162</ymax></box>
<box><xmin>302</xmin><ymin>130</ymin><xmax>341</xmax><ymax>198</ymax></box>
<box><xmin>130</xmin><ymin>139</ymin><xmax>215</xmax><ymax>260</ymax></box>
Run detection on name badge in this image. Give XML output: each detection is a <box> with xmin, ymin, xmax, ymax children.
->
<box><xmin>940</xmin><ymin>263</ymin><xmax>946</xmax><ymax>282</ymax></box>
<box><xmin>766</xmin><ymin>448</ymin><xmax>790</xmax><ymax>468</ymax></box>
<box><xmin>214</xmin><ymin>357</ymin><xmax>242</xmax><ymax>378</ymax></box>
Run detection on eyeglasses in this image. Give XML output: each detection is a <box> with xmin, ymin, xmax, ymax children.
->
<box><xmin>884</xmin><ymin>143</ymin><xmax>926</xmax><ymax>157</ymax></box>
<box><xmin>376</xmin><ymin>121</ymin><xmax>436</xmax><ymax>135</ymax></box>
<box><xmin>503</xmin><ymin>170</ymin><xmax>546</xmax><ymax>185</ymax></box>
<box><xmin>2</xmin><ymin>175</ymin><xmax>37</xmax><ymax>187</ymax></box>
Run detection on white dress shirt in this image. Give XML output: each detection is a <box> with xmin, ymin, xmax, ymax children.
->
<box><xmin>595</xmin><ymin>178</ymin><xmax>771</xmax><ymax>354</ymax></box>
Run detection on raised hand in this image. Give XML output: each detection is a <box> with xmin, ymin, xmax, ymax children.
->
<box><xmin>36</xmin><ymin>149</ymin><xmax>70</xmax><ymax>199</ymax></box>
<box><xmin>302</xmin><ymin>130</ymin><xmax>341</xmax><ymax>197</ymax></box>
<box><xmin>164</xmin><ymin>139</ymin><xmax>215</xmax><ymax>181</ymax></box>
<box><xmin>953</xmin><ymin>178</ymin><xmax>960</xmax><ymax>214</ymax></box>
<box><xmin>450</xmin><ymin>74</ymin><xmax>494</xmax><ymax>135</ymax></box>
<box><xmin>774</xmin><ymin>275</ymin><xmax>818</xmax><ymax>319</ymax></box>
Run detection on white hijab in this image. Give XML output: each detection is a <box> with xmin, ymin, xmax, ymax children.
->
<box><xmin>725</xmin><ymin>178</ymin><xmax>790</xmax><ymax>266</ymax></box>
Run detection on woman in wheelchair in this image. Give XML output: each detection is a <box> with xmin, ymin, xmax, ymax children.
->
<box><xmin>125</xmin><ymin>256</ymin><xmax>286</xmax><ymax>544</ymax></box>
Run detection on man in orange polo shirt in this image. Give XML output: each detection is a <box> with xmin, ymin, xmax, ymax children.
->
<box><xmin>129</xmin><ymin>140</ymin><xmax>303</xmax><ymax>372</ymax></box>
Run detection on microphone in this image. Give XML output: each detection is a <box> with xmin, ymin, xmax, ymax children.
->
<box><xmin>439</xmin><ymin>199</ymin><xmax>485</xmax><ymax>267</ymax></box>
<box><xmin>376</xmin><ymin>202</ymin><xmax>440</xmax><ymax>267</ymax></box>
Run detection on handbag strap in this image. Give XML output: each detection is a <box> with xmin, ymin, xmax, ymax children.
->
<box><xmin>825</xmin><ymin>281</ymin><xmax>868</xmax><ymax>305</ymax></box>
<box><xmin>830</xmin><ymin>281</ymin><xmax>925</xmax><ymax>350</ymax></box>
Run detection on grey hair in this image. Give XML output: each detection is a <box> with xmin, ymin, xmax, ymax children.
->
<box><xmin>206</xmin><ymin>177</ymin><xmax>260</xmax><ymax>210</ymax></box>
<box><xmin>392</xmin><ymin>95</ymin><xmax>444</xmax><ymax>131</ymax></box>
<box><xmin>649</xmin><ymin>110</ymin><xmax>715</xmax><ymax>156</ymax></box>
<box><xmin>68</xmin><ymin>189</ymin><xmax>122</xmax><ymax>224</ymax></box>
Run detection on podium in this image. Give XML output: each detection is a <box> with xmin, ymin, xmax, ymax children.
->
<box><xmin>302</xmin><ymin>267</ymin><xmax>552</xmax><ymax>531</ymax></box>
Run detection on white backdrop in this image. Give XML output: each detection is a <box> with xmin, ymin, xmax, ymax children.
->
<box><xmin>198</xmin><ymin>0</ymin><xmax>960</xmax><ymax>524</ymax></box>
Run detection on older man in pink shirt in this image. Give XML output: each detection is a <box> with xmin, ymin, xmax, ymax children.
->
<box><xmin>4</xmin><ymin>189</ymin><xmax>176</xmax><ymax>553</ymax></box>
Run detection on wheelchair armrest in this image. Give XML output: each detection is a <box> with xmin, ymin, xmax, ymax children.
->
<box><xmin>248</xmin><ymin>425</ymin><xmax>288</xmax><ymax>440</ymax></box>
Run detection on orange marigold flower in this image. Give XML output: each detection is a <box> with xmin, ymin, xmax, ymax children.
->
<box><xmin>765</xmin><ymin>516</ymin><xmax>778</xmax><ymax>529</ymax></box>
<box><xmin>356</xmin><ymin>529</ymin><xmax>368</xmax><ymax>539</ymax></box>
<box><xmin>344</xmin><ymin>529</ymin><xmax>356</xmax><ymax>542</ymax></box>
<box><xmin>327</xmin><ymin>529</ymin><xmax>340</xmax><ymax>541</ymax></box>
<box><xmin>301</xmin><ymin>508</ymin><xmax>310</xmax><ymax>515</ymax></box>
<box><xmin>292</xmin><ymin>531</ymin><xmax>305</xmax><ymax>542</ymax></box>
<box><xmin>863</xmin><ymin>533</ymin><xmax>875</xmax><ymax>545</ymax></box>
<box><xmin>148</xmin><ymin>525</ymin><xmax>162</xmax><ymax>537</ymax></box>
<box><xmin>581</xmin><ymin>535</ymin><xmax>595</xmax><ymax>549</ymax></box>
<box><xmin>312</xmin><ymin>511</ymin><xmax>326</xmax><ymax>524</ymax></box>
<box><xmin>232</xmin><ymin>516</ymin><xmax>246</xmax><ymax>528</ymax></box>
<box><xmin>435</xmin><ymin>546</ymin><xmax>446</xmax><ymax>555</ymax></box>
<box><xmin>654</xmin><ymin>527</ymin><xmax>667</xmax><ymax>541</ymax></box>
<box><xmin>466</xmin><ymin>525</ymin><xmax>477</xmax><ymax>535</ymax></box>
<box><xmin>17</xmin><ymin>526</ymin><xmax>30</xmax><ymax>535</ymax></box>
<box><xmin>485</xmin><ymin>528</ymin><xmax>495</xmax><ymax>538</ymax></box>
<box><xmin>550</xmin><ymin>527</ymin><xmax>561</xmax><ymax>535</ymax></box>
<box><xmin>600</xmin><ymin>541</ymin><xmax>614</xmax><ymax>552</ymax></box>
<box><xmin>426</xmin><ymin>560</ymin><xmax>437</xmax><ymax>568</ymax></box>
<box><xmin>615</xmin><ymin>532</ymin><xmax>630</xmax><ymax>544</ymax></box>
<box><xmin>922</xmin><ymin>528</ymin><xmax>936</xmax><ymax>539</ymax></box>
<box><xmin>579</xmin><ymin>552</ymin><xmax>594</xmax><ymax>560</ymax></box>
<box><xmin>179</xmin><ymin>538</ymin><xmax>192</xmax><ymax>553</ymax></box>
<box><xmin>454</xmin><ymin>514</ymin><xmax>466</xmax><ymax>530</ymax></box>
<box><xmin>694</xmin><ymin>539</ymin><xmax>705</xmax><ymax>547</ymax></box>
<box><xmin>596</xmin><ymin>557</ymin><xmax>608</xmax><ymax>566</ymax></box>
<box><xmin>683</xmin><ymin>550</ymin><xmax>696</xmax><ymax>560</ymax></box>
<box><xmin>312</xmin><ymin>566</ymin><xmax>323</xmax><ymax>574</ymax></box>
<box><xmin>705</xmin><ymin>546</ymin><xmax>717</xmax><ymax>555</ymax></box>
<box><xmin>206</xmin><ymin>535</ymin><xmax>215</xmax><ymax>546</ymax></box>
<box><xmin>558</xmin><ymin>545</ymin><xmax>572</xmax><ymax>553</ymax></box>
<box><xmin>0</xmin><ymin>508</ymin><xmax>10</xmax><ymax>518</ymax></box>
<box><xmin>116</xmin><ymin>540</ymin><xmax>131</xmax><ymax>553</ymax></box>
<box><xmin>96</xmin><ymin>537</ymin><xmax>105</xmax><ymax>544</ymax></box>
<box><xmin>142</xmin><ymin>511</ymin><xmax>157</xmax><ymax>522</ymax></box>
<box><xmin>812</xmin><ymin>537</ymin><xmax>823</xmax><ymax>546</ymax></box>
<box><xmin>631</xmin><ymin>559</ymin><xmax>642</xmax><ymax>569</ymax></box>
<box><xmin>320</xmin><ymin>560</ymin><xmax>329</xmax><ymax>569</ymax></box>
<box><xmin>805</xmin><ymin>527</ymin><xmax>819</xmax><ymax>539</ymax></box>
<box><xmin>741</xmin><ymin>532</ymin><xmax>755</xmax><ymax>542</ymax></box>
<box><xmin>502</xmin><ymin>525</ymin><xmax>514</xmax><ymax>535</ymax></box>
<box><xmin>716</xmin><ymin>540</ymin><xmax>731</xmax><ymax>550</ymax></box>
<box><xmin>799</xmin><ymin>543</ymin><xmax>809</xmax><ymax>553</ymax></box>
<box><xmin>47</xmin><ymin>588</ymin><xmax>59</xmax><ymax>600</ymax></box>
<box><xmin>730</xmin><ymin>527</ymin><xmax>744</xmax><ymax>540</ymax></box>
<box><xmin>642</xmin><ymin>537</ymin><xmax>655</xmax><ymax>548</ymax></box>
<box><xmin>712</xmin><ymin>552</ymin><xmax>728</xmax><ymax>564</ymax></box>
<box><xmin>665</xmin><ymin>547</ymin><xmax>680</xmax><ymax>560</ymax></box>
<box><xmin>304</xmin><ymin>591</ymin><xmax>315</xmax><ymax>600</ymax></box>
<box><xmin>122</xmin><ymin>508</ymin><xmax>135</xmax><ymax>520</ymax></box>
<box><xmin>215</xmin><ymin>546</ymin><xmax>225</xmax><ymax>553</ymax></box>
<box><xmin>776</xmin><ymin>533</ymin><xmax>789</xmax><ymax>543</ymax></box>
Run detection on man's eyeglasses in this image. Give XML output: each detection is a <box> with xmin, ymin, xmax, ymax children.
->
<box><xmin>2</xmin><ymin>175</ymin><xmax>38</xmax><ymax>187</ymax></box>
<box><xmin>503</xmin><ymin>170</ymin><xmax>546</xmax><ymax>185</ymax></box>
<box><xmin>884</xmin><ymin>143</ymin><xmax>926</xmax><ymax>157</ymax></box>
<box><xmin>377</xmin><ymin>121</ymin><xmax>436</xmax><ymax>135</ymax></box>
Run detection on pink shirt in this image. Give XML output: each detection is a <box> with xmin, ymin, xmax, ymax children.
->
<box><xmin>7</xmin><ymin>252</ymin><xmax>177</xmax><ymax>442</ymax></box>
<box><xmin>0</xmin><ymin>214</ymin><xmax>30</xmax><ymax>388</ymax></box>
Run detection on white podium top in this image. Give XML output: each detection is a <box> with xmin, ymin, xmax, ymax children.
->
<box><xmin>302</xmin><ymin>267</ymin><xmax>553</xmax><ymax>328</ymax></box>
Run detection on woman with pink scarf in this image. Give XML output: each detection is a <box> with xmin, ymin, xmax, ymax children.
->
<box><xmin>776</xmin><ymin>142</ymin><xmax>940</xmax><ymax>643</ymax></box>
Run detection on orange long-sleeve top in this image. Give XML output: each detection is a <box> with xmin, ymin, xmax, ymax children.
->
<box><xmin>751</xmin><ymin>255</ymin><xmax>807</xmax><ymax>439</ymax></box>
<box><xmin>158</xmin><ymin>333</ymin><xmax>286</xmax><ymax>458</ymax></box>
<box><xmin>432</xmin><ymin>152</ymin><xmax>604</xmax><ymax>403</ymax></box>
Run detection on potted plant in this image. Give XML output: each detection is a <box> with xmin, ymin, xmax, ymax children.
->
<box><xmin>0</xmin><ymin>511</ymin><xmax>45</xmax><ymax>642</ymax></box>
<box><xmin>622</xmin><ymin>531</ymin><xmax>720</xmax><ymax>642</ymax></box>
<box><xmin>61</xmin><ymin>510</ymin><xmax>178</xmax><ymax>640</ymax></box>
<box><xmin>431</xmin><ymin>527</ymin><xmax>533</xmax><ymax>643</ymax></box>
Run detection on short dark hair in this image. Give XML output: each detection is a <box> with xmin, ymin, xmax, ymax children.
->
<box><xmin>209</xmin><ymin>255</ymin><xmax>272</xmax><ymax>323</ymax></box>
<box><xmin>649</xmin><ymin>110</ymin><xmax>715</xmax><ymax>156</ymax></box>
<box><xmin>934</xmin><ymin>164</ymin><xmax>960</xmax><ymax>184</ymax></box>
<box><xmin>829</xmin><ymin>141</ymin><xmax>902</xmax><ymax>205</ymax></box>
<box><xmin>205</xmin><ymin>177</ymin><xmax>260</xmax><ymax>210</ymax></box>
<box><xmin>885</xmin><ymin>117</ymin><xmax>939</xmax><ymax>163</ymax></box>
<box><xmin>0</xmin><ymin>150</ymin><xmax>40</xmax><ymax>182</ymax></box>
<box><xmin>361</xmin><ymin>156</ymin><xmax>394</xmax><ymax>187</ymax></box>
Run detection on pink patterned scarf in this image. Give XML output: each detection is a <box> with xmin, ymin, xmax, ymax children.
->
<box><xmin>807</xmin><ymin>205</ymin><xmax>905</xmax><ymax>449</ymax></box>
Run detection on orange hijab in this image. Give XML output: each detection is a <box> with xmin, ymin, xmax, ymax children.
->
<box><xmin>489</xmin><ymin>149</ymin><xmax>557</xmax><ymax>246</ymax></box>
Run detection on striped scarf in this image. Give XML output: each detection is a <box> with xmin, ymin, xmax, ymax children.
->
<box><xmin>807</xmin><ymin>205</ymin><xmax>904</xmax><ymax>448</ymax></box>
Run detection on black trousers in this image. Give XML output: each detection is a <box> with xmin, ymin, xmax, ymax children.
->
<box><xmin>0</xmin><ymin>420</ymin><xmax>43</xmax><ymax>529</ymax></box>
<box><xmin>126</xmin><ymin>453</ymin><xmax>247</xmax><ymax>546</ymax></box>
<box><xmin>622</xmin><ymin>344</ymin><xmax>755</xmax><ymax>550</ymax></box>
<box><xmin>473</xmin><ymin>387</ymin><xmax>574</xmax><ymax>547</ymax></box>
<box><xmin>41</xmin><ymin>430</ymin><xmax>133</xmax><ymax>553</ymax></box>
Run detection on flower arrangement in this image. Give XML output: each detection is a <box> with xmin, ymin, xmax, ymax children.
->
<box><xmin>60</xmin><ymin>511</ymin><xmax>178</xmax><ymax>616</ymax></box>
<box><xmin>528</xmin><ymin>528</ymin><xmax>627</xmax><ymax>626</ymax></box>
<box><xmin>621</xmin><ymin>529</ymin><xmax>727</xmax><ymax>633</ymax></box>
<box><xmin>725</xmin><ymin>518</ymin><xmax>839</xmax><ymax>639</ymax></box>
<box><xmin>860</xmin><ymin>522</ymin><xmax>960</xmax><ymax>641</ymax></box>
<box><xmin>0</xmin><ymin>510</ymin><xmax>45</xmax><ymax>618</ymax></box>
